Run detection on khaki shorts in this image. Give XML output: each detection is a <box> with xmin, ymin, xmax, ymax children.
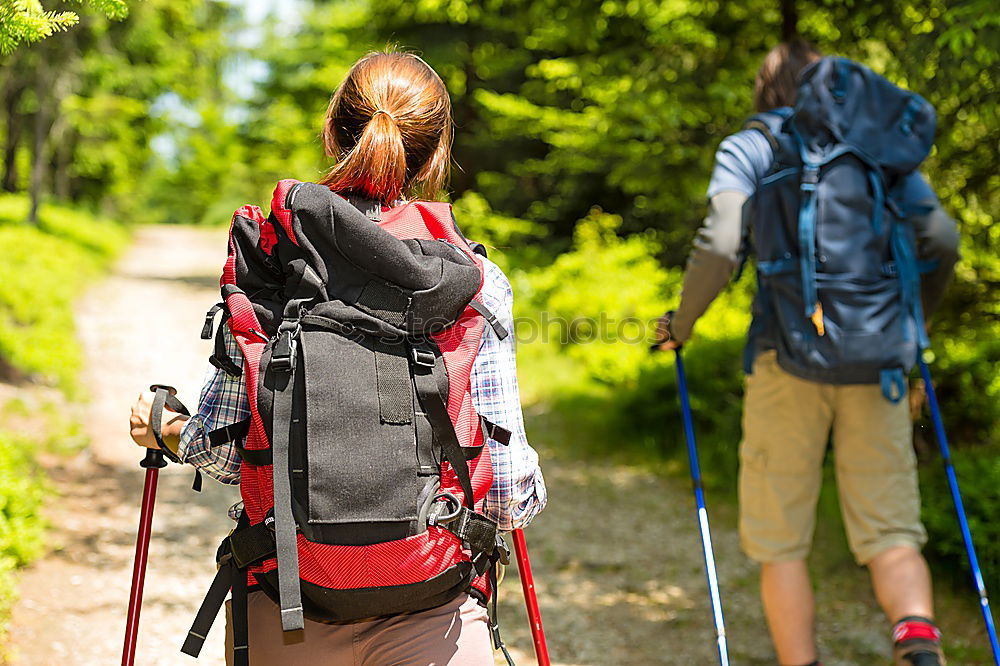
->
<box><xmin>739</xmin><ymin>351</ymin><xmax>927</xmax><ymax>565</ymax></box>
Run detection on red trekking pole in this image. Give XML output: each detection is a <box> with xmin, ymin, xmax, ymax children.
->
<box><xmin>512</xmin><ymin>528</ymin><xmax>550</xmax><ymax>665</ymax></box>
<box><xmin>122</xmin><ymin>448</ymin><xmax>167</xmax><ymax>666</ymax></box>
<box><xmin>122</xmin><ymin>385</ymin><xmax>187</xmax><ymax>666</ymax></box>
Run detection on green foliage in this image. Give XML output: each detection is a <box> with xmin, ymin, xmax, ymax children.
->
<box><xmin>0</xmin><ymin>0</ymin><xmax>230</xmax><ymax>221</ymax></box>
<box><xmin>922</xmin><ymin>326</ymin><xmax>1000</xmax><ymax>448</ymax></box>
<box><xmin>137</xmin><ymin>4</ymin><xmax>363</xmax><ymax>225</ymax></box>
<box><xmin>919</xmin><ymin>443</ymin><xmax>1000</xmax><ymax>609</ymax></box>
<box><xmin>0</xmin><ymin>0</ymin><xmax>79</xmax><ymax>54</ymax></box>
<box><xmin>0</xmin><ymin>0</ymin><xmax>128</xmax><ymax>54</ymax></box>
<box><xmin>0</xmin><ymin>194</ymin><xmax>127</xmax><ymax>391</ymax></box>
<box><xmin>517</xmin><ymin>209</ymin><xmax>673</xmax><ymax>385</ymax></box>
<box><xmin>450</xmin><ymin>190</ymin><xmax>548</xmax><ymax>272</ymax></box>
<box><xmin>0</xmin><ymin>430</ymin><xmax>47</xmax><ymax>641</ymax></box>
<box><xmin>510</xmin><ymin>206</ymin><xmax>752</xmax><ymax>487</ymax></box>
<box><xmin>283</xmin><ymin>0</ymin><xmax>776</xmax><ymax>259</ymax></box>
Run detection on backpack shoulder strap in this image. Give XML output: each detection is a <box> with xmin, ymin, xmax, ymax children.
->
<box><xmin>743</xmin><ymin>108</ymin><xmax>792</xmax><ymax>155</ymax></box>
<box><xmin>270</xmin><ymin>179</ymin><xmax>303</xmax><ymax>245</ymax></box>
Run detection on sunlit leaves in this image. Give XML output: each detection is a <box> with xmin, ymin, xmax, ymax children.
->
<box><xmin>0</xmin><ymin>0</ymin><xmax>128</xmax><ymax>54</ymax></box>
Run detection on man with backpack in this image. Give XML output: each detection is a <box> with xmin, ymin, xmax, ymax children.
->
<box><xmin>657</xmin><ymin>41</ymin><xmax>959</xmax><ymax>666</ymax></box>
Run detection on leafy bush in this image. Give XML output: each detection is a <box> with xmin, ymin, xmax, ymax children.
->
<box><xmin>0</xmin><ymin>432</ymin><xmax>48</xmax><ymax>642</ymax></box>
<box><xmin>920</xmin><ymin>318</ymin><xmax>1000</xmax><ymax>451</ymax></box>
<box><xmin>0</xmin><ymin>195</ymin><xmax>128</xmax><ymax>391</ymax></box>
<box><xmin>919</xmin><ymin>443</ymin><xmax>1000</xmax><ymax>607</ymax></box>
<box><xmin>0</xmin><ymin>196</ymin><xmax>121</xmax><ymax>643</ymax></box>
<box><xmin>516</xmin><ymin>208</ymin><xmax>675</xmax><ymax>385</ymax></box>
<box><xmin>508</xmin><ymin>207</ymin><xmax>753</xmax><ymax>489</ymax></box>
<box><xmin>451</xmin><ymin>191</ymin><xmax>550</xmax><ymax>274</ymax></box>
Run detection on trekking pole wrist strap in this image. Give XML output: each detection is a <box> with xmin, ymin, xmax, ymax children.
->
<box><xmin>149</xmin><ymin>384</ymin><xmax>189</xmax><ymax>463</ymax></box>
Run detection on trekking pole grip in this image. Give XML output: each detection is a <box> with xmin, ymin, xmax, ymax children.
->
<box><xmin>146</xmin><ymin>383</ymin><xmax>189</xmax><ymax>465</ymax></box>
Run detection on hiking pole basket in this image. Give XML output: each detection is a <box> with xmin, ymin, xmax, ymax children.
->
<box><xmin>512</xmin><ymin>528</ymin><xmax>550</xmax><ymax>665</ymax></box>
<box><xmin>919</xmin><ymin>359</ymin><xmax>1000</xmax><ymax>664</ymax></box>
<box><xmin>122</xmin><ymin>385</ymin><xmax>187</xmax><ymax>666</ymax></box>
<box><xmin>675</xmin><ymin>350</ymin><xmax>730</xmax><ymax>666</ymax></box>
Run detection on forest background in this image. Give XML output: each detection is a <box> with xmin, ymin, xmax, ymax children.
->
<box><xmin>0</xmin><ymin>0</ymin><xmax>997</xmax><ymax>656</ymax></box>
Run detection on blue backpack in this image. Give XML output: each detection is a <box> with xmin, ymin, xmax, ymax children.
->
<box><xmin>743</xmin><ymin>57</ymin><xmax>936</xmax><ymax>401</ymax></box>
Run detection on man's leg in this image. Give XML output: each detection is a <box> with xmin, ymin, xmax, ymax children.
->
<box><xmin>833</xmin><ymin>383</ymin><xmax>941</xmax><ymax>664</ymax></box>
<box><xmin>869</xmin><ymin>545</ymin><xmax>934</xmax><ymax>622</ymax></box>
<box><xmin>739</xmin><ymin>351</ymin><xmax>833</xmax><ymax>665</ymax></box>
<box><xmin>761</xmin><ymin>559</ymin><xmax>818</xmax><ymax>665</ymax></box>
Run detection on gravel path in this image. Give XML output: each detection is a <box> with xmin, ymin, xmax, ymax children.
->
<box><xmin>7</xmin><ymin>226</ymin><xmax>240</xmax><ymax>665</ymax></box>
<box><xmin>4</xmin><ymin>226</ymin><xmax>991</xmax><ymax>665</ymax></box>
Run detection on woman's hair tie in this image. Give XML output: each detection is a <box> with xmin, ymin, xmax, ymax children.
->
<box><xmin>372</xmin><ymin>109</ymin><xmax>395</xmax><ymax>122</ymax></box>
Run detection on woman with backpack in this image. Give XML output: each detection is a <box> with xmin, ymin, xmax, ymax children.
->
<box><xmin>128</xmin><ymin>50</ymin><xmax>547</xmax><ymax>665</ymax></box>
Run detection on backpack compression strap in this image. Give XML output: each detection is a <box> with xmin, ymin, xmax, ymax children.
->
<box><xmin>411</xmin><ymin>342</ymin><xmax>476</xmax><ymax>510</ymax></box>
<box><xmin>469</xmin><ymin>300</ymin><xmax>509</xmax><ymax>340</ymax></box>
<box><xmin>264</xmin><ymin>193</ymin><xmax>325</xmax><ymax>631</ymax></box>
<box><xmin>182</xmin><ymin>515</ymin><xmax>273</xmax><ymax>666</ymax></box>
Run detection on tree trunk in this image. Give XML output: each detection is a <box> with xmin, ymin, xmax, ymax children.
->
<box><xmin>2</xmin><ymin>92</ymin><xmax>24</xmax><ymax>193</ymax></box>
<box><xmin>27</xmin><ymin>57</ymin><xmax>49</xmax><ymax>225</ymax></box>
<box><xmin>781</xmin><ymin>0</ymin><xmax>798</xmax><ymax>40</ymax></box>
<box><xmin>1</xmin><ymin>62</ymin><xmax>26</xmax><ymax>193</ymax></box>
<box><xmin>53</xmin><ymin>131</ymin><xmax>73</xmax><ymax>201</ymax></box>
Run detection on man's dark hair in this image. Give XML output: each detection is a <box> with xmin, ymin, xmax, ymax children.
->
<box><xmin>753</xmin><ymin>38</ymin><xmax>823</xmax><ymax>112</ymax></box>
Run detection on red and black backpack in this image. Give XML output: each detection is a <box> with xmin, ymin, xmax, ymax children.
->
<box><xmin>180</xmin><ymin>180</ymin><xmax>513</xmax><ymax>665</ymax></box>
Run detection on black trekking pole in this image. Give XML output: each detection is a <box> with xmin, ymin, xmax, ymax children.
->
<box><xmin>122</xmin><ymin>385</ymin><xmax>187</xmax><ymax>666</ymax></box>
<box><xmin>919</xmin><ymin>360</ymin><xmax>1000</xmax><ymax>664</ymax></box>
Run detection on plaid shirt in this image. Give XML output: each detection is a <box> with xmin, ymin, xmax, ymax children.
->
<box><xmin>178</xmin><ymin>257</ymin><xmax>546</xmax><ymax>531</ymax></box>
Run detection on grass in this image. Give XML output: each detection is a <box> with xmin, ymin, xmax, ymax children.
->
<box><xmin>0</xmin><ymin>431</ymin><xmax>49</xmax><ymax>652</ymax></box>
<box><xmin>0</xmin><ymin>194</ymin><xmax>129</xmax><ymax>394</ymax></box>
<box><xmin>0</xmin><ymin>194</ymin><xmax>126</xmax><ymax>652</ymax></box>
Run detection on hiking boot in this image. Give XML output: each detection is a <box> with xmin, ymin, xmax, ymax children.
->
<box><xmin>893</xmin><ymin>615</ymin><xmax>945</xmax><ymax>666</ymax></box>
<box><xmin>894</xmin><ymin>640</ymin><xmax>945</xmax><ymax>666</ymax></box>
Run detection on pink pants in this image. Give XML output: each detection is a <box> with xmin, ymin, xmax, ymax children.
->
<box><xmin>225</xmin><ymin>591</ymin><xmax>493</xmax><ymax>665</ymax></box>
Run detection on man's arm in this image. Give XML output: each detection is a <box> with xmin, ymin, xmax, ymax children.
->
<box><xmin>912</xmin><ymin>202</ymin><xmax>960</xmax><ymax>318</ymax></box>
<box><xmin>668</xmin><ymin>191</ymin><xmax>748</xmax><ymax>343</ymax></box>
<box><xmin>899</xmin><ymin>172</ymin><xmax>960</xmax><ymax>318</ymax></box>
<box><xmin>661</xmin><ymin>128</ymin><xmax>772</xmax><ymax>346</ymax></box>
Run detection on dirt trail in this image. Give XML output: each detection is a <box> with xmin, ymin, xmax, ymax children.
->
<box><xmin>7</xmin><ymin>227</ymin><xmax>240</xmax><ymax>665</ymax></box>
<box><xmin>5</xmin><ymin>226</ymin><xmax>987</xmax><ymax>665</ymax></box>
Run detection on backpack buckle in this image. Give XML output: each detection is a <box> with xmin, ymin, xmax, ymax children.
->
<box><xmin>495</xmin><ymin>534</ymin><xmax>510</xmax><ymax>566</ymax></box>
<box><xmin>800</xmin><ymin>166</ymin><xmax>820</xmax><ymax>189</ymax></box>
<box><xmin>271</xmin><ymin>331</ymin><xmax>297</xmax><ymax>372</ymax></box>
<box><xmin>411</xmin><ymin>346</ymin><xmax>436</xmax><ymax>368</ymax></box>
<box><xmin>427</xmin><ymin>493</ymin><xmax>462</xmax><ymax>526</ymax></box>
